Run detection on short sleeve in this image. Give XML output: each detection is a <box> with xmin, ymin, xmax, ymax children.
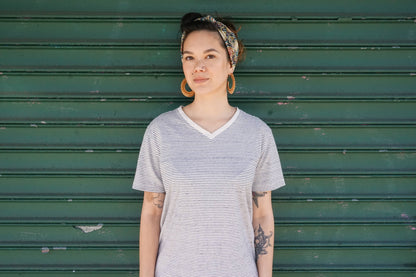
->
<box><xmin>132</xmin><ymin>121</ymin><xmax>165</xmax><ymax>193</ymax></box>
<box><xmin>252</xmin><ymin>126</ymin><xmax>286</xmax><ymax>192</ymax></box>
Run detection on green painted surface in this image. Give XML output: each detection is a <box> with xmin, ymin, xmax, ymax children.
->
<box><xmin>1</xmin><ymin>73</ymin><xmax>415</xmax><ymax>99</ymax></box>
<box><xmin>0</xmin><ymin>273</ymin><xmax>139</xmax><ymax>277</ymax></box>
<box><xmin>1</xmin><ymin>100</ymin><xmax>415</xmax><ymax>124</ymax></box>
<box><xmin>0</xmin><ymin>151</ymin><xmax>415</xmax><ymax>174</ymax></box>
<box><xmin>1</xmin><ymin>47</ymin><xmax>415</xmax><ymax>72</ymax></box>
<box><xmin>0</xmin><ymin>176</ymin><xmax>414</xmax><ymax>200</ymax></box>
<box><xmin>1</xmin><ymin>126</ymin><xmax>415</xmax><ymax>150</ymax></box>
<box><xmin>274</xmin><ymin>248</ymin><xmax>416</xmax><ymax>269</ymax></box>
<box><xmin>0</xmin><ymin>1</ymin><xmax>415</xmax><ymax>276</ymax></box>
<box><xmin>0</xmin><ymin>224</ymin><xmax>414</xmax><ymax>247</ymax></box>
<box><xmin>0</xmin><ymin>248</ymin><xmax>139</xmax><ymax>270</ymax></box>
<box><xmin>1</xmin><ymin>272</ymin><xmax>416</xmax><ymax>277</ymax></box>
<box><xmin>0</xmin><ymin>248</ymin><xmax>414</xmax><ymax>270</ymax></box>
<box><xmin>1</xmin><ymin>19</ymin><xmax>415</xmax><ymax>46</ymax></box>
<box><xmin>0</xmin><ymin>176</ymin><xmax>415</xmax><ymax>200</ymax></box>
<box><xmin>0</xmin><ymin>200</ymin><xmax>414</xmax><ymax>224</ymax></box>
<box><xmin>0</xmin><ymin>0</ymin><xmax>415</xmax><ymax>18</ymax></box>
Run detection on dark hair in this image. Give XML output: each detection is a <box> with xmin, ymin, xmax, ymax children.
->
<box><xmin>180</xmin><ymin>12</ymin><xmax>246</xmax><ymax>64</ymax></box>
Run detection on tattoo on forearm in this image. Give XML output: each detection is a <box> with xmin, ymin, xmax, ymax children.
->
<box><xmin>252</xmin><ymin>191</ymin><xmax>267</xmax><ymax>208</ymax></box>
<box><xmin>254</xmin><ymin>224</ymin><xmax>273</xmax><ymax>261</ymax></box>
<box><xmin>152</xmin><ymin>193</ymin><xmax>164</xmax><ymax>209</ymax></box>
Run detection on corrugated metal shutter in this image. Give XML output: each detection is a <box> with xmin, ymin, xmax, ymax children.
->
<box><xmin>1</xmin><ymin>1</ymin><xmax>415</xmax><ymax>276</ymax></box>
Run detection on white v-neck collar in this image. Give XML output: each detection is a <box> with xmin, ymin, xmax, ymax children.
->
<box><xmin>177</xmin><ymin>106</ymin><xmax>240</xmax><ymax>139</ymax></box>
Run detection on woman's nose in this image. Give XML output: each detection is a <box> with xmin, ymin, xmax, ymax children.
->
<box><xmin>194</xmin><ymin>59</ymin><xmax>206</xmax><ymax>72</ymax></box>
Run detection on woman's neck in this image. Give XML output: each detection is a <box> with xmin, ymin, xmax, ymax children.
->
<box><xmin>184</xmin><ymin>91</ymin><xmax>234</xmax><ymax>120</ymax></box>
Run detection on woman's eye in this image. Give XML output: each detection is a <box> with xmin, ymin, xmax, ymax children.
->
<box><xmin>206</xmin><ymin>55</ymin><xmax>215</xmax><ymax>59</ymax></box>
<box><xmin>184</xmin><ymin>56</ymin><xmax>193</xmax><ymax>61</ymax></box>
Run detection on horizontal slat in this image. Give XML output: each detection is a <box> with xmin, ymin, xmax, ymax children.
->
<box><xmin>271</xmin><ymin>126</ymin><xmax>416</xmax><ymax>150</ymax></box>
<box><xmin>275</xmin><ymin>200</ymin><xmax>416</xmax><ymax>223</ymax></box>
<box><xmin>0</xmin><ymin>248</ymin><xmax>138</xmax><ymax>270</ymax></box>
<box><xmin>0</xmin><ymin>200</ymin><xmax>414</xmax><ymax>223</ymax></box>
<box><xmin>0</xmin><ymin>100</ymin><xmax>177</xmax><ymax>124</ymax></box>
<box><xmin>0</xmin><ymin>0</ymin><xmax>414</xmax><ymax>18</ymax></box>
<box><xmin>1</xmin><ymin>151</ymin><xmax>415</xmax><ymax>175</ymax></box>
<box><xmin>0</xmin><ymin>151</ymin><xmax>415</xmax><ymax>175</ymax></box>
<box><xmin>1</xmin><ymin>20</ymin><xmax>415</xmax><ymax>46</ymax></box>
<box><xmin>0</xmin><ymin>200</ymin><xmax>141</xmax><ymax>223</ymax></box>
<box><xmin>0</xmin><ymin>224</ymin><xmax>139</xmax><ymax>247</ymax></box>
<box><xmin>281</xmin><ymin>151</ymin><xmax>416</xmax><ymax>174</ymax></box>
<box><xmin>0</xmin><ymin>248</ymin><xmax>414</xmax><ymax>270</ymax></box>
<box><xmin>0</xmin><ymin>126</ymin><xmax>149</xmax><ymax>150</ymax></box>
<box><xmin>0</xmin><ymin>224</ymin><xmax>414</xmax><ymax>247</ymax></box>
<box><xmin>0</xmin><ymin>176</ymin><xmax>415</xmax><ymax>200</ymax></box>
<box><xmin>1</xmin><ymin>73</ymin><xmax>415</xmax><ymax>99</ymax></box>
<box><xmin>273</xmin><ymin>273</ymin><xmax>416</xmax><ymax>277</ymax></box>
<box><xmin>276</xmin><ymin>224</ymin><xmax>416</xmax><ymax>247</ymax></box>
<box><xmin>25</xmin><ymin>270</ymin><xmax>393</xmax><ymax>277</ymax></box>
<box><xmin>274</xmin><ymin>248</ymin><xmax>416</xmax><ymax>270</ymax></box>
<box><xmin>0</xmin><ymin>47</ymin><xmax>415</xmax><ymax>73</ymax></box>
<box><xmin>278</xmin><ymin>176</ymin><xmax>416</xmax><ymax>199</ymax></box>
<box><xmin>1</xmin><ymin>100</ymin><xmax>415</xmax><ymax>124</ymax></box>
<box><xmin>1</xmin><ymin>125</ymin><xmax>415</xmax><ymax>150</ymax></box>
<box><xmin>0</xmin><ymin>273</ymin><xmax>139</xmax><ymax>277</ymax></box>
<box><xmin>0</xmin><ymin>176</ymin><xmax>136</xmax><ymax>199</ymax></box>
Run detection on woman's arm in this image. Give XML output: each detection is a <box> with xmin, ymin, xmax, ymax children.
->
<box><xmin>139</xmin><ymin>192</ymin><xmax>165</xmax><ymax>277</ymax></box>
<box><xmin>252</xmin><ymin>191</ymin><xmax>275</xmax><ymax>277</ymax></box>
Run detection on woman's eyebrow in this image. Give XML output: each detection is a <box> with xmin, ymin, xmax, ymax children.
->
<box><xmin>204</xmin><ymin>48</ymin><xmax>220</xmax><ymax>53</ymax></box>
<box><xmin>182</xmin><ymin>48</ymin><xmax>220</xmax><ymax>55</ymax></box>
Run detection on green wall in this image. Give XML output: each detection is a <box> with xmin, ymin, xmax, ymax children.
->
<box><xmin>0</xmin><ymin>0</ymin><xmax>415</xmax><ymax>276</ymax></box>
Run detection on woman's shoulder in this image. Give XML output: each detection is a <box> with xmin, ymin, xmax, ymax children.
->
<box><xmin>237</xmin><ymin>108</ymin><xmax>272</xmax><ymax>133</ymax></box>
<box><xmin>147</xmin><ymin>107</ymin><xmax>181</xmax><ymax>127</ymax></box>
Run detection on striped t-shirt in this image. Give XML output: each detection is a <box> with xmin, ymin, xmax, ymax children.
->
<box><xmin>132</xmin><ymin>106</ymin><xmax>285</xmax><ymax>277</ymax></box>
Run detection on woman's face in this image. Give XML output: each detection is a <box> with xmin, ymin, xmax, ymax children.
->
<box><xmin>182</xmin><ymin>30</ymin><xmax>233</xmax><ymax>96</ymax></box>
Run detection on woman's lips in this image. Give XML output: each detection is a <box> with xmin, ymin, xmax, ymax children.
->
<box><xmin>193</xmin><ymin>78</ymin><xmax>209</xmax><ymax>84</ymax></box>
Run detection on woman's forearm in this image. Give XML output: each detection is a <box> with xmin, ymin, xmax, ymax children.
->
<box><xmin>139</xmin><ymin>213</ymin><xmax>161</xmax><ymax>277</ymax></box>
<box><xmin>253</xmin><ymin>215</ymin><xmax>275</xmax><ymax>277</ymax></box>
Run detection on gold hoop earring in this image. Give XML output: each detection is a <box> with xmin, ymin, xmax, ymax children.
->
<box><xmin>227</xmin><ymin>73</ymin><xmax>236</xmax><ymax>94</ymax></box>
<box><xmin>181</xmin><ymin>78</ymin><xmax>194</xmax><ymax>97</ymax></box>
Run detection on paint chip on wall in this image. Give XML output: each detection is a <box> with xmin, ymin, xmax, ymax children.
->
<box><xmin>74</xmin><ymin>223</ymin><xmax>104</xmax><ymax>233</ymax></box>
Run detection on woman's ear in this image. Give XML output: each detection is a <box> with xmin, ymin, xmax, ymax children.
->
<box><xmin>228</xmin><ymin>63</ymin><xmax>234</xmax><ymax>75</ymax></box>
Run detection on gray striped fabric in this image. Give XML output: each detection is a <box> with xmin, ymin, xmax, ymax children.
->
<box><xmin>133</xmin><ymin>106</ymin><xmax>285</xmax><ymax>277</ymax></box>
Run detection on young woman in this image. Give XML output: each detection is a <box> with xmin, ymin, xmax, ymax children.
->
<box><xmin>132</xmin><ymin>12</ymin><xmax>286</xmax><ymax>277</ymax></box>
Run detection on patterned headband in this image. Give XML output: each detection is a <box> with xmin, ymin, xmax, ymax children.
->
<box><xmin>180</xmin><ymin>15</ymin><xmax>239</xmax><ymax>70</ymax></box>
